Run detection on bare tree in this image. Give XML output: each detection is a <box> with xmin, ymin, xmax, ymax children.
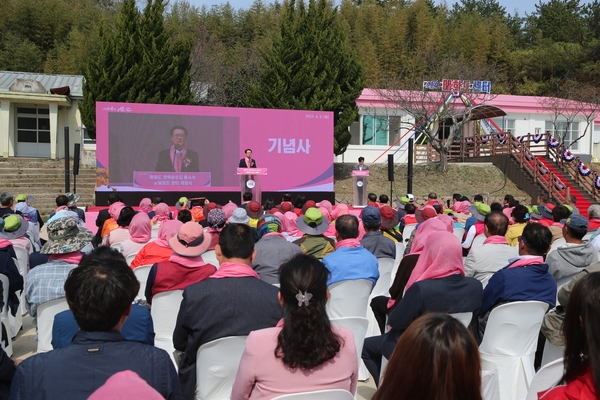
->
<box><xmin>539</xmin><ymin>80</ymin><xmax>600</xmax><ymax>150</ymax></box>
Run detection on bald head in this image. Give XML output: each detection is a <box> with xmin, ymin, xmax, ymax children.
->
<box><xmin>484</xmin><ymin>212</ymin><xmax>509</xmax><ymax>237</ymax></box>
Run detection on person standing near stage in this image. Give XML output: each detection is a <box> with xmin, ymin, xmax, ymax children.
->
<box><xmin>239</xmin><ymin>149</ymin><xmax>257</xmax><ymax>168</ymax></box>
<box><xmin>353</xmin><ymin>157</ymin><xmax>368</xmax><ymax>171</ymax></box>
<box><xmin>155</xmin><ymin>126</ymin><xmax>199</xmax><ymax>173</ymax></box>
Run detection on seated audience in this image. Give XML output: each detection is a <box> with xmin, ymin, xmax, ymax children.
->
<box><xmin>100</xmin><ymin>201</ymin><xmax>125</xmax><ymax>238</ymax></box>
<box><xmin>542</xmin><ymin>261</ymin><xmax>600</xmax><ymax>347</ymax></box>
<box><xmin>151</xmin><ymin>203</ymin><xmax>171</xmax><ymax>227</ymax></box>
<box><xmin>205</xmin><ymin>208</ymin><xmax>226</xmax><ymax>250</ymax></box>
<box><xmin>104</xmin><ymin>206</ymin><xmax>136</xmax><ymax>246</ymax></box>
<box><xmin>145</xmin><ymin>222</ymin><xmax>216</xmax><ymax>303</ymax></box>
<box><xmin>0</xmin><ymin>232</ymin><xmax>23</xmax><ymax>317</ymax></box>
<box><xmin>379</xmin><ymin>206</ymin><xmax>402</xmax><ymax>242</ymax></box>
<box><xmin>505</xmin><ymin>205</ymin><xmax>530</xmax><ymax>246</ymax></box>
<box><xmin>293</xmin><ymin>208</ymin><xmax>336</xmax><ymax>258</ymax></box>
<box><xmin>252</xmin><ymin>215</ymin><xmax>303</xmax><ymax>285</ymax></box>
<box><xmin>538</xmin><ymin>272</ymin><xmax>600</xmax><ymax>399</ymax></box>
<box><xmin>11</xmin><ymin>250</ymin><xmax>182</xmax><ymax>399</ymax></box>
<box><xmin>138</xmin><ymin>198</ymin><xmax>153</xmax><ymax>214</ymax></box>
<box><xmin>292</xmin><ymin>195</ymin><xmax>306</xmax><ymax>216</ymax></box>
<box><xmin>24</xmin><ymin>216</ymin><xmax>93</xmax><ymax>326</ymax></box>
<box><xmin>464</xmin><ymin>212</ymin><xmax>518</xmax><ymax>288</ymax></box>
<box><xmin>372</xmin><ymin>313</ymin><xmax>482</xmax><ymax>400</ymax></box>
<box><xmin>479</xmin><ymin>223</ymin><xmax>556</xmax><ymax>336</ymax></box>
<box><xmin>362</xmin><ymin>231</ymin><xmax>482</xmax><ymax>383</ymax></box>
<box><xmin>246</xmin><ymin>201</ymin><xmax>263</xmax><ymax>228</ymax></box>
<box><xmin>323</xmin><ymin>214</ymin><xmax>379</xmax><ymax>287</ymax></box>
<box><xmin>173</xmin><ymin>223</ymin><xmax>282</xmax><ymax>399</ymax></box>
<box><xmin>546</xmin><ymin>215</ymin><xmax>596</xmax><ymax>281</ymax></box>
<box><xmin>176</xmin><ymin>209</ymin><xmax>192</xmax><ymax>223</ymax></box>
<box><xmin>588</xmin><ymin>204</ymin><xmax>600</xmax><ymax>231</ymax></box>
<box><xmin>88</xmin><ymin>370</ymin><xmax>163</xmax><ymax>400</ymax></box>
<box><xmin>547</xmin><ymin>205</ymin><xmax>571</xmax><ymax>243</ymax></box>
<box><xmin>228</xmin><ymin>208</ymin><xmax>250</xmax><ymax>225</ymax></box>
<box><xmin>0</xmin><ymin>215</ymin><xmax>32</xmax><ymax>253</ymax></box>
<box><xmin>231</xmin><ymin>254</ymin><xmax>358</xmax><ymax>399</ymax></box>
<box><xmin>360</xmin><ymin>206</ymin><xmax>396</xmax><ymax>260</ymax></box>
<box><xmin>462</xmin><ymin>203</ymin><xmax>490</xmax><ymax>250</ymax></box>
<box><xmin>120</xmin><ymin>212</ymin><xmax>153</xmax><ymax>259</ymax></box>
<box><xmin>0</xmin><ymin>192</ymin><xmax>14</xmax><ymax>217</ymax></box>
<box><xmin>130</xmin><ymin>220</ymin><xmax>182</xmax><ymax>270</ymax></box>
<box><xmin>94</xmin><ymin>194</ymin><xmax>123</xmax><ymax>245</ymax></box>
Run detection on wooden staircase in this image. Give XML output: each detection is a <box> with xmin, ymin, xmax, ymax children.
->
<box><xmin>0</xmin><ymin>158</ymin><xmax>96</xmax><ymax>218</ymax></box>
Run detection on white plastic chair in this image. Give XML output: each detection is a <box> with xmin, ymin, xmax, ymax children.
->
<box><xmin>471</xmin><ymin>234</ymin><xmax>486</xmax><ymax>250</ymax></box>
<box><xmin>453</xmin><ymin>227</ymin><xmax>465</xmax><ymax>241</ymax></box>
<box><xmin>365</xmin><ymin>258</ymin><xmax>395</xmax><ymax>338</ymax></box>
<box><xmin>272</xmin><ymin>389</ymin><xmax>354</xmax><ymax>399</ymax></box>
<box><xmin>151</xmin><ymin>290</ymin><xmax>183</xmax><ymax>369</ymax></box>
<box><xmin>449</xmin><ymin>312</ymin><xmax>473</xmax><ymax>327</ymax></box>
<box><xmin>326</xmin><ymin>279</ymin><xmax>373</xmax><ymax>320</ymax></box>
<box><xmin>202</xmin><ymin>250</ymin><xmax>219</xmax><ymax>268</ymax></box>
<box><xmin>12</xmin><ymin>246</ymin><xmax>28</xmax><ymax>275</ymax></box>
<box><xmin>330</xmin><ymin>316</ymin><xmax>370</xmax><ymax>382</ymax></box>
<box><xmin>524</xmin><ymin>357</ymin><xmax>564</xmax><ymax>400</ymax></box>
<box><xmin>541</xmin><ymin>339</ymin><xmax>564</xmax><ymax>368</ymax></box>
<box><xmin>0</xmin><ymin>275</ymin><xmax>12</xmax><ymax>356</ymax></box>
<box><xmin>125</xmin><ymin>252</ymin><xmax>138</xmax><ymax>266</ymax></box>
<box><xmin>109</xmin><ymin>242</ymin><xmax>122</xmax><ymax>253</ymax></box>
<box><xmin>481</xmin><ymin>370</ymin><xmax>500</xmax><ymax>400</ymax></box>
<box><xmin>36</xmin><ymin>297</ymin><xmax>69</xmax><ymax>353</ymax></box>
<box><xmin>133</xmin><ymin>265</ymin><xmax>152</xmax><ymax>301</ymax></box>
<box><xmin>0</xmin><ymin>274</ymin><xmax>21</xmax><ymax>338</ymax></box>
<box><xmin>549</xmin><ymin>238</ymin><xmax>566</xmax><ymax>254</ymax></box>
<box><xmin>195</xmin><ymin>335</ymin><xmax>247</xmax><ymax>400</ymax></box>
<box><xmin>479</xmin><ymin>301</ymin><xmax>550</xmax><ymax>400</ymax></box>
<box><xmin>402</xmin><ymin>224</ymin><xmax>417</xmax><ymax>243</ymax></box>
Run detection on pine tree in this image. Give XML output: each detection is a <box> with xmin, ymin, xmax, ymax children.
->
<box><xmin>80</xmin><ymin>0</ymin><xmax>193</xmax><ymax>138</ymax></box>
<box><xmin>247</xmin><ymin>0</ymin><xmax>364</xmax><ymax>155</ymax></box>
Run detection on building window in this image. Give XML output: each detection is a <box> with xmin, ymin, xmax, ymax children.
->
<box><xmin>16</xmin><ymin>107</ymin><xmax>50</xmax><ymax>144</ymax></box>
<box><xmin>491</xmin><ymin>118</ymin><xmax>515</xmax><ymax>134</ymax></box>
<box><xmin>546</xmin><ymin>121</ymin><xmax>579</xmax><ymax>150</ymax></box>
<box><xmin>362</xmin><ymin>115</ymin><xmax>388</xmax><ymax>145</ymax></box>
<box><xmin>82</xmin><ymin>126</ymin><xmax>96</xmax><ymax>145</ymax></box>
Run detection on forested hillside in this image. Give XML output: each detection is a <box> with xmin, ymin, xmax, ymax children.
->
<box><xmin>2</xmin><ymin>0</ymin><xmax>600</xmax><ymax>101</ymax></box>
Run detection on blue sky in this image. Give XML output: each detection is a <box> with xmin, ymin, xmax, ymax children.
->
<box><xmin>185</xmin><ymin>0</ymin><xmax>592</xmax><ymax>15</ymax></box>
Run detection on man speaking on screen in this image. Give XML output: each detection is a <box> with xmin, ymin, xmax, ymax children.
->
<box><xmin>155</xmin><ymin>126</ymin><xmax>200</xmax><ymax>172</ymax></box>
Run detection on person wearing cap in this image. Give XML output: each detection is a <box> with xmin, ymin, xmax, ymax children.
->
<box><xmin>322</xmin><ymin>214</ymin><xmax>379</xmax><ymax>287</ymax></box>
<box><xmin>463</xmin><ymin>194</ymin><xmax>484</xmax><ymax>234</ymax></box>
<box><xmin>205</xmin><ymin>209</ymin><xmax>226</xmax><ymax>251</ymax></box>
<box><xmin>462</xmin><ymin>202</ymin><xmax>491</xmax><ymax>252</ymax></box>
<box><xmin>546</xmin><ymin>215</ymin><xmax>597</xmax><ymax>281</ymax></box>
<box><xmin>24</xmin><ymin>216</ymin><xmax>93</xmax><ymax>327</ymax></box>
<box><xmin>0</xmin><ymin>215</ymin><xmax>33</xmax><ymax>253</ymax></box>
<box><xmin>144</xmin><ymin>222</ymin><xmax>217</xmax><ymax>303</ymax></box>
<box><xmin>360</xmin><ymin>206</ymin><xmax>396</xmax><ymax>260</ymax></box>
<box><xmin>246</xmin><ymin>201</ymin><xmax>263</xmax><ymax>228</ymax></box>
<box><xmin>51</xmin><ymin>193</ymin><xmax>86</xmax><ymax>222</ymax></box>
<box><xmin>379</xmin><ymin>206</ymin><xmax>402</xmax><ymax>242</ymax></box>
<box><xmin>531</xmin><ymin>203</ymin><xmax>556</xmax><ymax>228</ymax></box>
<box><xmin>199</xmin><ymin>202</ymin><xmax>220</xmax><ymax>228</ymax></box>
<box><xmin>13</xmin><ymin>250</ymin><xmax>183</xmax><ymax>400</ymax></box>
<box><xmin>293</xmin><ymin>208</ymin><xmax>336</xmax><ymax>259</ymax></box>
<box><xmin>173</xmin><ymin>223</ymin><xmax>281</xmax><ymax>399</ymax></box>
<box><xmin>15</xmin><ymin>194</ymin><xmax>42</xmax><ymax>228</ymax></box>
<box><xmin>252</xmin><ymin>214</ymin><xmax>303</xmax><ymax>284</ymax></box>
<box><xmin>0</xmin><ymin>192</ymin><xmax>14</xmax><ymax>218</ymax></box>
<box><xmin>188</xmin><ymin>198</ymin><xmax>207</xmax><ymax>223</ymax></box>
<box><xmin>478</xmin><ymin>223</ymin><xmax>556</xmax><ymax>339</ymax></box>
<box><xmin>130</xmin><ymin>220</ymin><xmax>183</xmax><ymax>270</ymax></box>
<box><xmin>464</xmin><ymin>212</ymin><xmax>518</xmax><ymax>288</ymax></box>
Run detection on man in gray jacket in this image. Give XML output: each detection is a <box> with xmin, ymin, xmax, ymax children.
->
<box><xmin>546</xmin><ymin>214</ymin><xmax>597</xmax><ymax>281</ymax></box>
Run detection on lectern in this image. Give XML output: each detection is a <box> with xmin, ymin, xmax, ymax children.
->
<box><xmin>352</xmin><ymin>170</ymin><xmax>369</xmax><ymax>207</ymax></box>
<box><xmin>237</xmin><ymin>168</ymin><xmax>267</xmax><ymax>205</ymax></box>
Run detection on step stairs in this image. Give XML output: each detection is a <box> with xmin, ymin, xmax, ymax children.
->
<box><xmin>535</xmin><ymin>156</ymin><xmax>594</xmax><ymax>213</ymax></box>
<box><xmin>0</xmin><ymin>158</ymin><xmax>96</xmax><ymax>219</ymax></box>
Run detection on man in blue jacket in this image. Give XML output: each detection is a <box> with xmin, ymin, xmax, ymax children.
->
<box><xmin>10</xmin><ymin>251</ymin><xmax>182</xmax><ymax>400</ymax></box>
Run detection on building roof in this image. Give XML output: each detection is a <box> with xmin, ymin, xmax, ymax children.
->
<box><xmin>0</xmin><ymin>71</ymin><xmax>84</xmax><ymax>99</ymax></box>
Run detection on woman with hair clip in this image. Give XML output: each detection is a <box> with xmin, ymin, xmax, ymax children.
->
<box><xmin>231</xmin><ymin>254</ymin><xmax>358</xmax><ymax>399</ymax></box>
<box><xmin>539</xmin><ymin>272</ymin><xmax>600</xmax><ymax>399</ymax></box>
<box><xmin>372</xmin><ymin>313</ymin><xmax>482</xmax><ymax>400</ymax></box>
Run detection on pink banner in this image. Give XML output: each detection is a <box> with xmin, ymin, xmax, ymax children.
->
<box><xmin>352</xmin><ymin>170</ymin><xmax>370</xmax><ymax>177</ymax></box>
<box><xmin>96</xmin><ymin>102</ymin><xmax>334</xmax><ymax>193</ymax></box>
<box><xmin>237</xmin><ymin>168</ymin><xmax>267</xmax><ymax>175</ymax></box>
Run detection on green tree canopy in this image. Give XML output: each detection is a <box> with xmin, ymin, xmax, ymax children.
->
<box><xmin>80</xmin><ymin>0</ymin><xmax>193</xmax><ymax>137</ymax></box>
<box><xmin>247</xmin><ymin>0</ymin><xmax>364</xmax><ymax>155</ymax></box>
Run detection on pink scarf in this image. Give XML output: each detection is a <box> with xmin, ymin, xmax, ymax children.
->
<box><xmin>129</xmin><ymin>213</ymin><xmax>151</xmax><ymax>244</ymax></box>
<box><xmin>154</xmin><ymin>220</ymin><xmax>183</xmax><ymax>247</ymax></box>
<box><xmin>152</xmin><ymin>203</ymin><xmax>171</xmax><ymax>224</ymax></box>
<box><xmin>333</xmin><ymin>204</ymin><xmax>349</xmax><ymax>220</ymax></box>
<box><xmin>0</xmin><ymin>239</ymin><xmax>13</xmax><ymax>250</ymax></box>
<box><xmin>317</xmin><ymin>200</ymin><xmax>333</xmax><ymax>215</ymax></box>
<box><xmin>170</xmin><ymin>145</ymin><xmax>187</xmax><ymax>173</ymax></box>
<box><xmin>319</xmin><ymin>207</ymin><xmax>332</xmax><ymax>223</ymax></box>
<box><xmin>222</xmin><ymin>202</ymin><xmax>238</xmax><ymax>220</ymax></box>
<box><xmin>210</xmin><ymin>262</ymin><xmax>259</xmax><ymax>279</ymax></box>
<box><xmin>405</xmin><ymin>231</ymin><xmax>464</xmax><ymax>292</ymax></box>
<box><xmin>409</xmin><ymin>219</ymin><xmax>448</xmax><ymax>255</ymax></box>
<box><xmin>507</xmin><ymin>256</ymin><xmax>545</xmax><ymax>269</ymax></box>
<box><xmin>452</xmin><ymin>201</ymin><xmax>471</xmax><ymax>214</ymax></box>
<box><xmin>335</xmin><ymin>238</ymin><xmax>361</xmax><ymax>250</ymax></box>
<box><xmin>138</xmin><ymin>198</ymin><xmax>153</xmax><ymax>213</ymax></box>
<box><xmin>483</xmin><ymin>235</ymin><xmax>509</xmax><ymax>245</ymax></box>
<box><xmin>435</xmin><ymin>214</ymin><xmax>454</xmax><ymax>233</ymax></box>
<box><xmin>283</xmin><ymin>212</ymin><xmax>301</xmax><ymax>237</ymax></box>
<box><xmin>108</xmin><ymin>202</ymin><xmax>125</xmax><ymax>220</ymax></box>
<box><xmin>170</xmin><ymin>253</ymin><xmax>217</xmax><ymax>269</ymax></box>
<box><xmin>49</xmin><ymin>251</ymin><xmax>83</xmax><ymax>265</ymax></box>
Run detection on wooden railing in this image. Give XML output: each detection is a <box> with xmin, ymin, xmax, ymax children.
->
<box><xmin>549</xmin><ymin>144</ymin><xmax>600</xmax><ymax>202</ymax></box>
<box><xmin>414</xmin><ymin>132</ymin><xmax>573</xmax><ymax>203</ymax></box>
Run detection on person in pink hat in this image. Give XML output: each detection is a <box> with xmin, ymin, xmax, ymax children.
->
<box><xmin>144</xmin><ymin>222</ymin><xmax>216</xmax><ymax>303</ymax></box>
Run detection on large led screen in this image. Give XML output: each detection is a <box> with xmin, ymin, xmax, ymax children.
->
<box><xmin>95</xmin><ymin>102</ymin><xmax>334</xmax><ymax>192</ymax></box>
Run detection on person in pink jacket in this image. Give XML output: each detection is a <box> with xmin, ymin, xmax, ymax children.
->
<box><xmin>231</xmin><ymin>254</ymin><xmax>358</xmax><ymax>399</ymax></box>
